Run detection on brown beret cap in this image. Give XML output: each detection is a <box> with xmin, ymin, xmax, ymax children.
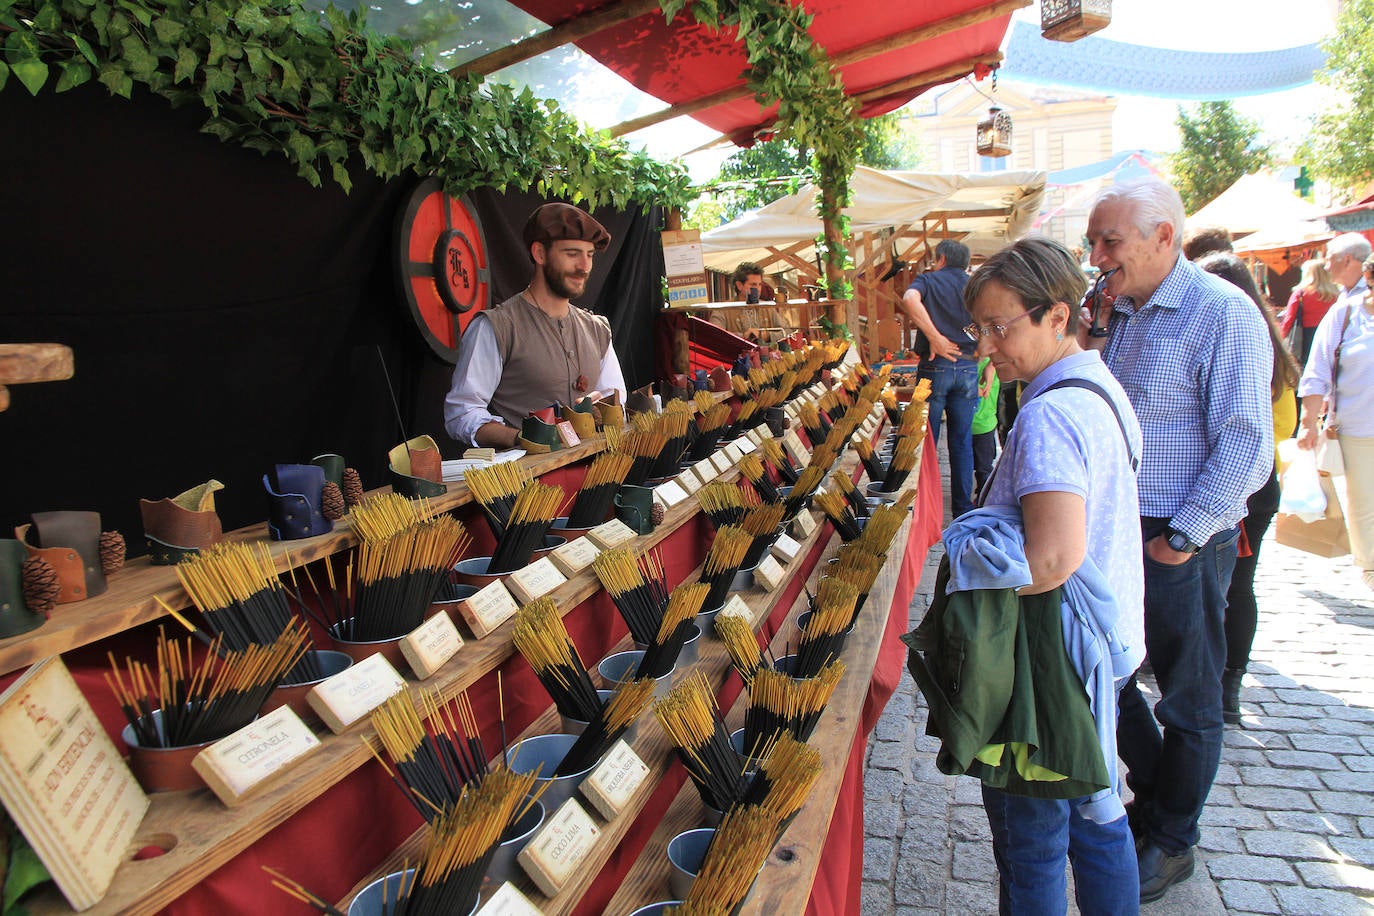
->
<box><xmin>523</xmin><ymin>203</ymin><xmax>611</xmax><ymax>252</ymax></box>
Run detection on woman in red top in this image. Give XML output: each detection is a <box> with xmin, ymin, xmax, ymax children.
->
<box><xmin>1281</xmin><ymin>258</ymin><xmax>1339</xmax><ymax>368</ymax></box>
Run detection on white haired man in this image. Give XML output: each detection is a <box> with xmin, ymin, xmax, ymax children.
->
<box><xmin>1084</xmin><ymin>178</ymin><xmax>1273</xmax><ymax>904</ymax></box>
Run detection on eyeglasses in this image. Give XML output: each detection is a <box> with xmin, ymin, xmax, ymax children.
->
<box><xmin>963</xmin><ymin>302</ymin><xmax>1051</xmax><ymax>341</ymax></box>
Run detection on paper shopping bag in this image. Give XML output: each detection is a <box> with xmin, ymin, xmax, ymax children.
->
<box><xmin>1275</xmin><ymin>474</ymin><xmax>1351</xmax><ymax>558</ymax></box>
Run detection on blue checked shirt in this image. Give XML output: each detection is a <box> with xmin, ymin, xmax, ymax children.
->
<box><xmin>1101</xmin><ymin>255</ymin><xmax>1274</xmax><ymax>543</ymax></box>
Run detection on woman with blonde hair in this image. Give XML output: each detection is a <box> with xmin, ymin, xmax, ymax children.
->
<box><xmin>1282</xmin><ymin>258</ymin><xmax>1339</xmax><ymax>368</ymax></box>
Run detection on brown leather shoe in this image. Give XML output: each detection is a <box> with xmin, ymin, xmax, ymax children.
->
<box><xmin>1137</xmin><ymin>841</ymin><xmax>1194</xmax><ymax>903</ymax></box>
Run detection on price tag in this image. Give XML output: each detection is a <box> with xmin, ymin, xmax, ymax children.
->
<box><xmin>455</xmin><ymin>579</ymin><xmax>520</xmax><ymax>638</ymax></box>
<box><xmin>399</xmin><ymin>612</ymin><xmax>464</xmax><ymax>680</ymax></box>
<box><xmin>580</xmin><ymin>739</ymin><xmax>648</xmax><ymax>820</ymax></box>
<box><xmin>476</xmin><ymin>883</ymin><xmax>544</xmax><ymax>916</ymax></box>
<box><xmin>556</xmin><ymin>420</ymin><xmax>581</xmax><ymax>448</ymax></box>
<box><xmin>721</xmin><ymin>441</ymin><xmax>743</xmax><ymax>462</ymax></box>
<box><xmin>549</xmin><ymin>536</ymin><xmax>601</xmax><ymax>578</ymax></box>
<box><xmin>771</xmin><ymin>532</ymin><xmax>802</xmax><ymax>563</ymax></box>
<box><xmin>735</xmin><ymin>436</ymin><xmax>757</xmax><ymax>454</ymax></box>
<box><xmin>783</xmin><ymin>431</ymin><xmax>809</xmax><ymax>466</ymax></box>
<box><xmin>676</xmin><ymin>470</ymin><xmax>702</xmax><ymax>495</ymax></box>
<box><xmin>692</xmin><ymin>457</ymin><xmax>719</xmax><ymax>483</ymax></box>
<box><xmin>506</xmin><ymin>556</ymin><xmax>568</xmax><ymax>605</ymax></box>
<box><xmin>192</xmin><ymin>706</ymin><xmax>320</xmax><ymax>807</ymax></box>
<box><xmin>709</xmin><ymin>450</ymin><xmax>733</xmax><ymax>475</ymax></box>
<box><xmin>655</xmin><ymin>480</ymin><xmax>688</xmax><ymax>508</ymax></box>
<box><xmin>588</xmin><ymin>518</ymin><xmax>636</xmax><ymax>550</ymax></box>
<box><xmin>518</xmin><ymin>798</ymin><xmax>601</xmax><ymax>897</ymax></box>
<box><xmin>719</xmin><ymin>593</ymin><xmax>753</xmax><ymax>621</ymax></box>
<box><xmin>792</xmin><ymin>510</ymin><xmax>819</xmax><ymax>539</ymax></box>
<box><xmin>307</xmin><ymin>654</ymin><xmax>406</xmax><ymax>735</ymax></box>
<box><xmin>754</xmin><ymin>554</ymin><xmax>786</xmax><ymax>591</ymax></box>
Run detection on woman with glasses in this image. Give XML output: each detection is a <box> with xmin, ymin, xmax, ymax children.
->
<box><xmin>958</xmin><ymin>237</ymin><xmax>1145</xmax><ymax>914</ymax></box>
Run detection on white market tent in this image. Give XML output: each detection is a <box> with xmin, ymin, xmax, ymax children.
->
<box><xmin>1187</xmin><ymin>170</ymin><xmax>1327</xmax><ymax>238</ymax></box>
<box><xmin>698</xmin><ymin>166</ymin><xmax>1046</xmax><ymax>360</ymax></box>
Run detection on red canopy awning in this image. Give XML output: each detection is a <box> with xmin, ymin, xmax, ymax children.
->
<box><xmin>508</xmin><ymin>0</ymin><xmax>1016</xmax><ymax>145</ymax></box>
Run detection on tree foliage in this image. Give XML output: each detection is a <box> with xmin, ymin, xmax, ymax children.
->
<box><xmin>1300</xmin><ymin>0</ymin><xmax>1374</xmax><ymax>194</ymax></box>
<box><xmin>1168</xmin><ymin>101</ymin><xmax>1271</xmax><ymax>214</ymax></box>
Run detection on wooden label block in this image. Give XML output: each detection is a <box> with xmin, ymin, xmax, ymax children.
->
<box><xmin>399</xmin><ymin>612</ymin><xmax>464</xmax><ymax>679</ymax></box>
<box><xmin>518</xmin><ymin>798</ymin><xmax>601</xmax><ymax>897</ymax></box>
<box><xmin>0</xmin><ymin>658</ymin><xmax>148</xmax><ymax>911</ymax></box>
<box><xmin>784</xmin><ymin>401</ymin><xmax>801</xmax><ymax>421</ymax></box>
<box><xmin>654</xmin><ymin>480</ymin><xmax>688</xmax><ymax>508</ymax></box>
<box><xmin>307</xmin><ymin>654</ymin><xmax>406</xmax><ymax>735</ymax></box>
<box><xmin>783</xmin><ymin>430</ymin><xmax>809</xmax><ymax>466</ymax></box>
<box><xmin>676</xmin><ymin>470</ymin><xmax>702</xmax><ymax>495</ymax></box>
<box><xmin>719</xmin><ymin>593</ymin><xmax>753</xmax><ymax>622</ymax></box>
<box><xmin>754</xmin><ymin>555</ymin><xmax>786</xmax><ymax>592</ymax></box>
<box><xmin>792</xmin><ymin>510</ymin><xmax>819</xmax><ymax>539</ymax></box>
<box><xmin>476</xmin><ymin>882</ymin><xmax>545</xmax><ymax>916</ymax></box>
<box><xmin>506</xmin><ymin>556</ymin><xmax>568</xmax><ymax>605</ymax></box>
<box><xmin>721</xmin><ymin>441</ymin><xmax>743</xmax><ymax>462</ymax></box>
<box><xmin>463</xmin><ymin>447</ymin><xmax>497</xmax><ymax>462</ymax></box>
<box><xmin>455</xmin><ymin>580</ymin><xmax>520</xmax><ymax>638</ymax></box>
<box><xmin>770</xmin><ymin>532</ymin><xmax>801</xmax><ymax>563</ymax></box>
<box><xmin>692</xmin><ymin>457</ymin><xmax>718</xmax><ymax>484</ymax></box>
<box><xmin>587</xmin><ymin>518</ymin><xmax>636</xmax><ymax>550</ymax></box>
<box><xmin>549</xmin><ymin>536</ymin><xmax>601</xmax><ymax>578</ymax></box>
<box><xmin>580</xmin><ymin>740</ymin><xmax>648</xmax><ymax>821</ymax></box>
<box><xmin>556</xmin><ymin>420</ymin><xmax>581</xmax><ymax>448</ymax></box>
<box><xmin>192</xmin><ymin>706</ymin><xmax>321</xmax><ymax>807</ymax></box>
<box><xmin>709</xmin><ymin>450</ymin><xmax>733</xmax><ymax>475</ymax></box>
<box><xmin>735</xmin><ymin>436</ymin><xmax>757</xmax><ymax>455</ymax></box>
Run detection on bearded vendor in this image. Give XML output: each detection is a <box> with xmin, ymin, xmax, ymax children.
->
<box><xmin>443</xmin><ymin>202</ymin><xmax>628</xmax><ymax>448</ymax></box>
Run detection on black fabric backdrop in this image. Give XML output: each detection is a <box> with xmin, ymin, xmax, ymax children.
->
<box><xmin>0</xmin><ymin>83</ymin><xmax>665</xmax><ymax>549</ymax></box>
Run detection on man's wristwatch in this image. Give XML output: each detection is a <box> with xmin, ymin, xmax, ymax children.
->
<box><xmin>1164</xmin><ymin>528</ymin><xmax>1202</xmax><ymax>556</ymax></box>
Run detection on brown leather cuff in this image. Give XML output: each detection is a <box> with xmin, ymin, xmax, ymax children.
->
<box><xmin>16</xmin><ymin>512</ymin><xmax>107</xmax><ymax>603</ymax></box>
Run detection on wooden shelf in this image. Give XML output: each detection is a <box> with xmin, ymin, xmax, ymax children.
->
<box><xmin>0</xmin><ymin>439</ymin><xmax>606</xmax><ymax>677</ymax></box>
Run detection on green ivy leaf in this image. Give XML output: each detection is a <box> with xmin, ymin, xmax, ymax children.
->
<box><xmin>69</xmin><ymin>33</ymin><xmax>98</xmax><ymax>66</ymax></box>
<box><xmin>173</xmin><ymin>45</ymin><xmax>197</xmax><ymax>82</ymax></box>
<box><xmin>232</xmin><ymin>4</ymin><xmax>268</xmax><ymax>35</ymax></box>
<box><xmin>97</xmin><ymin>61</ymin><xmax>131</xmax><ymax>98</ymax></box>
<box><xmin>54</xmin><ymin>57</ymin><xmax>92</xmax><ymax>91</ymax></box>
<box><xmin>116</xmin><ymin>0</ymin><xmax>151</xmax><ymax>27</ymax></box>
<box><xmin>10</xmin><ymin>57</ymin><xmax>49</xmax><ymax>95</ymax></box>
<box><xmin>0</xmin><ymin>61</ymin><xmax>7</xmax><ymax>92</ymax></box>
<box><xmin>120</xmin><ymin>34</ymin><xmax>156</xmax><ymax>78</ymax></box>
<box><xmin>330</xmin><ymin>161</ymin><xmax>352</xmax><ymax>194</ymax></box>
<box><xmin>33</xmin><ymin>3</ymin><xmax>63</xmax><ymax>30</ymax></box>
<box><xmin>202</xmin><ymin>64</ymin><xmax>234</xmax><ymax>96</ymax></box>
<box><xmin>152</xmin><ymin>16</ymin><xmax>184</xmax><ymax>44</ymax></box>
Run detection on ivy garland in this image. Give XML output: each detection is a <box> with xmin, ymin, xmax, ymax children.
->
<box><xmin>0</xmin><ymin>0</ymin><xmax>695</xmax><ymax>210</ymax></box>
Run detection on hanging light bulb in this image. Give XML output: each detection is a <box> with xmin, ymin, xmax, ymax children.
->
<box><xmin>976</xmin><ymin>105</ymin><xmax>1013</xmax><ymax>158</ymax></box>
<box><xmin>1041</xmin><ymin>0</ymin><xmax>1112</xmax><ymax>42</ymax></box>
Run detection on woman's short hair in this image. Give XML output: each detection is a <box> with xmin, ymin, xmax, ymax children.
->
<box><xmin>964</xmin><ymin>237</ymin><xmax>1087</xmax><ymax>322</ymax></box>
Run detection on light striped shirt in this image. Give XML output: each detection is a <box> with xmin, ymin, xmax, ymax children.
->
<box><xmin>1101</xmin><ymin>254</ymin><xmax>1274</xmax><ymax>543</ymax></box>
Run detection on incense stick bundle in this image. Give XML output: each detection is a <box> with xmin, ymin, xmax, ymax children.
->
<box><xmin>336</xmin><ymin>514</ymin><xmax>472</xmax><ymax>641</ymax></box>
<box><xmin>636</xmin><ymin>581</ymin><xmax>708</xmax><ymax>679</ymax></box>
<box><xmin>368</xmin><ymin>688</ymin><xmax>488</xmax><ymax>821</ymax></box>
<box><xmin>795</xmin><ymin>579</ymin><xmax>859</xmax><ymax>677</ymax></box>
<box><xmin>620</xmin><ymin>426</ymin><xmax>668</xmax><ymax>486</ymax></box>
<box><xmin>714</xmin><ymin>614</ymin><xmax>764</xmax><ymax>686</ymax></box>
<box><xmin>857</xmin><ymin>491</ymin><xmax>916</xmax><ymax>554</ymax></box>
<box><xmin>782</xmin><ymin>463</ymin><xmax>828</xmax><ymax>522</ymax></box>
<box><xmin>881</xmin><ymin>436</ymin><xmax>921</xmax><ymax>493</ymax></box>
<box><xmin>175</xmin><ymin>540</ymin><xmax>323</xmax><ymax>682</ymax></box>
<box><xmin>462</xmin><ymin>463</ymin><xmax>533</xmax><ymax>541</ymax></box>
<box><xmin>797</xmin><ymin>403</ymin><xmax>826</xmax><ymax>446</ymax></box>
<box><xmin>555</xmin><ymin>676</ymin><xmax>656</xmax><ymax>775</ymax></box>
<box><xmin>726</xmin><ymin>400</ymin><xmax>760</xmax><ymax>439</ymax></box>
<box><xmin>742</xmin><ymin>659</ymin><xmax>845</xmax><ymax>746</ymax></box>
<box><xmin>738</xmin><ymin>730</ymin><xmax>822</xmax><ymax>828</ymax></box>
<box><xmin>647</xmin><ymin>407</ymin><xmax>693</xmax><ymax>479</ymax></box>
<box><xmin>489</xmin><ymin>482</ymin><xmax>563</xmax><ymax>574</ymax></box>
<box><xmin>829</xmin><ymin>469</ymin><xmax>870</xmax><ymax>519</ymax></box>
<box><xmin>107</xmin><ymin>622</ymin><xmax>310</xmax><ymax>747</ymax></box>
<box><xmin>814</xmin><ymin>488</ymin><xmax>863</xmax><ymax>542</ymax></box>
<box><xmin>510</xmin><ymin>597</ymin><xmax>602</xmax><ymax>722</ymax></box>
<box><xmin>686</xmin><ymin>403</ymin><xmax>731</xmax><ymax>462</ymax></box>
<box><xmin>881</xmin><ymin>389</ymin><xmax>902</xmax><ymax>426</ymax></box>
<box><xmin>739</xmin><ymin>503</ymin><xmax>786</xmax><ymax>568</ymax></box>
<box><xmin>697</xmin><ymin>480</ymin><xmax>752</xmax><ymax>529</ymax></box>
<box><xmin>736</xmin><ymin>453</ymin><xmax>780</xmax><ymax>504</ymax></box>
<box><xmin>698</xmin><ymin>525</ymin><xmax>753</xmax><ymax>610</ymax></box>
<box><xmin>655</xmin><ymin>672</ymin><xmax>752</xmax><ymax>812</ymax></box>
<box><xmin>592</xmin><ymin>548</ymin><xmax>669</xmax><ymax>646</ymax></box>
<box><xmin>853</xmin><ymin>436</ymin><xmax>886</xmax><ymax>483</ymax></box>
<box><xmin>826</xmin><ymin>543</ymin><xmax>887</xmax><ymax>627</ymax></box>
<box><xmin>566</xmin><ymin>451</ymin><xmax>634</xmax><ymax>528</ymax></box>
<box><xmin>758</xmin><ymin>438</ymin><xmax>799</xmax><ymax>486</ymax></box>
<box><xmin>897</xmin><ymin>398</ymin><xmax>930</xmax><ymax>437</ymax></box>
<box><xmin>674</xmin><ymin>805</ymin><xmax>780</xmax><ymax>915</ymax></box>
<box><xmin>730</xmin><ymin>374</ymin><xmax>750</xmax><ymax>398</ymax></box>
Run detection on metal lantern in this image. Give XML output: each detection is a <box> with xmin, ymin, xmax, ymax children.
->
<box><xmin>975</xmin><ymin>105</ymin><xmax>1013</xmax><ymax>158</ymax></box>
<box><xmin>1041</xmin><ymin>0</ymin><xmax>1111</xmax><ymax>42</ymax></box>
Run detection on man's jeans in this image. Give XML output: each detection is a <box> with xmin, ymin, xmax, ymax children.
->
<box><xmin>982</xmin><ymin>786</ymin><xmax>1140</xmax><ymax>915</ymax></box>
<box><xmin>918</xmin><ymin>358</ymin><xmax>978</xmax><ymax>516</ymax></box>
<box><xmin>1117</xmin><ymin>521</ymin><xmax>1241</xmax><ymax>854</ymax></box>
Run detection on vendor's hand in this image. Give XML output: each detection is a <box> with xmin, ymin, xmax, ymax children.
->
<box><xmin>1296</xmin><ymin>424</ymin><xmax>1320</xmax><ymax>451</ymax></box>
<box><xmin>978</xmin><ymin>381</ymin><xmax>991</xmax><ymax>398</ymax></box>
<box><xmin>929</xmin><ymin>333</ymin><xmax>962</xmax><ymax>362</ymax></box>
<box><xmin>1145</xmin><ymin>534</ymin><xmax>1193</xmax><ymax>566</ymax></box>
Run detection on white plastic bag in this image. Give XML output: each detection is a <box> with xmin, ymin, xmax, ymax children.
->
<box><xmin>1279</xmin><ymin>446</ymin><xmax>1327</xmax><ymax>522</ymax></box>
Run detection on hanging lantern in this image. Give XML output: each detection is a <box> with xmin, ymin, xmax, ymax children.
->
<box><xmin>1041</xmin><ymin>0</ymin><xmax>1112</xmax><ymax>42</ymax></box>
<box><xmin>976</xmin><ymin>105</ymin><xmax>1013</xmax><ymax>158</ymax></box>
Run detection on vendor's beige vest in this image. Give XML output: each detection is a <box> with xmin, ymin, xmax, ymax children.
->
<box><xmin>483</xmin><ymin>293</ymin><xmax>612</xmax><ymax>426</ymax></box>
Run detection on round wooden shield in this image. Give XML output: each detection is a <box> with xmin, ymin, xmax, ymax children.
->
<box><xmin>393</xmin><ymin>177</ymin><xmax>490</xmax><ymax>363</ymax></box>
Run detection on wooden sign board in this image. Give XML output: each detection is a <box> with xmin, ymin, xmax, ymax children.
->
<box><xmin>507</xmin><ymin>556</ymin><xmax>568</xmax><ymax>605</ymax></box>
<box><xmin>307</xmin><ymin>654</ymin><xmax>406</xmax><ymax>735</ymax></box>
<box><xmin>193</xmin><ymin>706</ymin><xmax>321</xmax><ymax>807</ymax></box>
<box><xmin>755</xmin><ymin>554</ymin><xmax>786</xmax><ymax>591</ymax></box>
<box><xmin>455</xmin><ymin>579</ymin><xmax>520</xmax><ymax>639</ymax></box>
<box><xmin>400</xmin><ymin>612</ymin><xmax>465</xmax><ymax>679</ymax></box>
<box><xmin>587</xmin><ymin>518</ymin><xmax>636</xmax><ymax>551</ymax></box>
<box><xmin>0</xmin><ymin>658</ymin><xmax>148</xmax><ymax>911</ymax></box>
<box><xmin>477</xmin><ymin>882</ymin><xmax>545</xmax><ymax>916</ymax></box>
<box><xmin>580</xmin><ymin>739</ymin><xmax>648</xmax><ymax>820</ymax></box>
<box><xmin>518</xmin><ymin>797</ymin><xmax>601</xmax><ymax>897</ymax></box>
<box><xmin>549</xmin><ymin>536</ymin><xmax>601</xmax><ymax>578</ymax></box>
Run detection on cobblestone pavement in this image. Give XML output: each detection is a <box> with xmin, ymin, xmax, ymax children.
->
<box><xmin>863</xmin><ymin>439</ymin><xmax>1374</xmax><ymax>915</ymax></box>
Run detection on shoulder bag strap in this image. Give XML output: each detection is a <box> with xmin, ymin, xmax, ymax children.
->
<box><xmin>1329</xmin><ymin>301</ymin><xmax>1358</xmax><ymax>421</ymax></box>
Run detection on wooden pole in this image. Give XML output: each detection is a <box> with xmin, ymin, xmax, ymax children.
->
<box><xmin>448</xmin><ymin>0</ymin><xmax>662</xmax><ymax>79</ymax></box>
<box><xmin>853</xmin><ymin>53</ymin><xmax>1004</xmax><ymax>106</ymax></box>
<box><xmin>664</xmin><ymin>208</ymin><xmax>691</xmax><ymax>375</ymax></box>
<box><xmin>820</xmin><ymin>184</ymin><xmax>847</xmax><ymax>332</ymax></box>
<box><xmin>0</xmin><ymin>343</ymin><xmax>74</xmax><ymax>412</ymax></box>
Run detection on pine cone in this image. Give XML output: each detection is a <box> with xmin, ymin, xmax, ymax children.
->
<box><xmin>321</xmin><ymin>481</ymin><xmax>346</xmax><ymax>521</ymax></box>
<box><xmin>650</xmin><ymin>502</ymin><xmax>665</xmax><ymax>529</ymax></box>
<box><xmin>21</xmin><ymin>557</ymin><xmax>60</xmax><ymax>617</ymax></box>
<box><xmin>342</xmin><ymin>467</ymin><xmax>364</xmax><ymax>507</ymax></box>
<box><xmin>99</xmin><ymin>531</ymin><xmax>126</xmax><ymax>575</ymax></box>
